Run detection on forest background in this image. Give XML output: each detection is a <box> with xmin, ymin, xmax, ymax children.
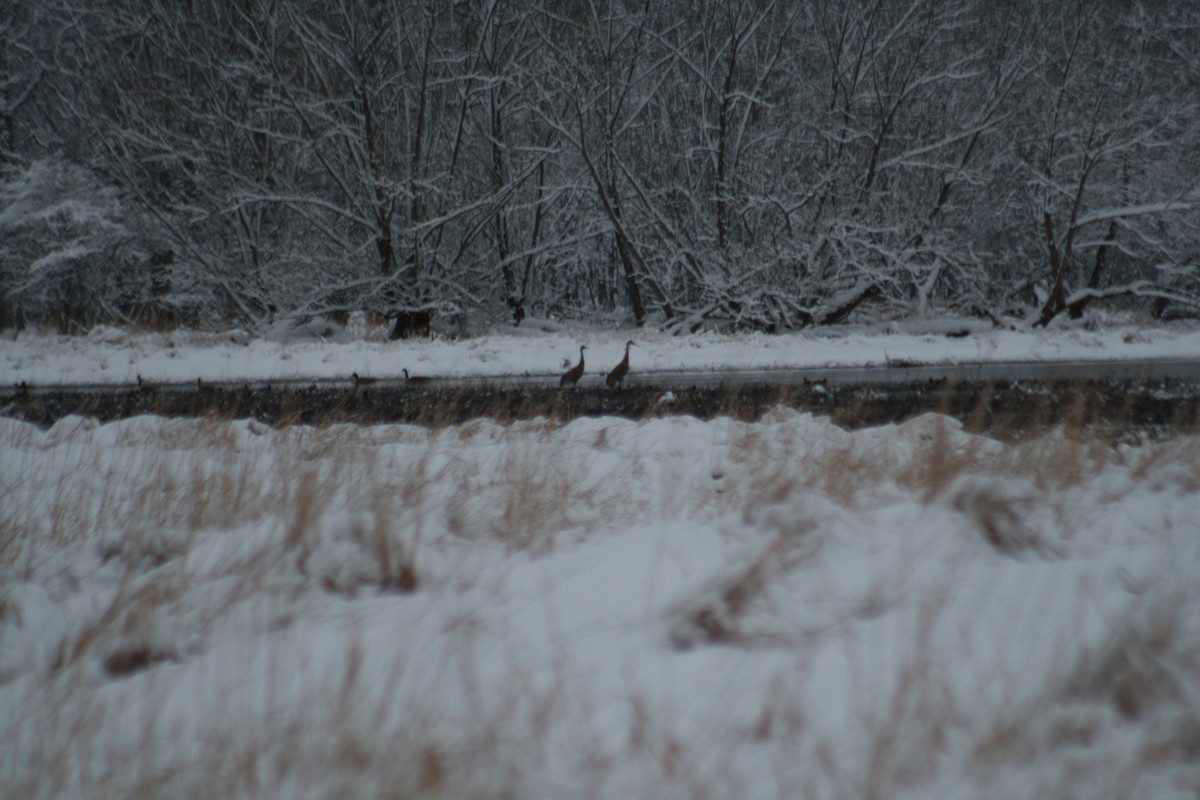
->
<box><xmin>2</xmin><ymin>0</ymin><xmax>1198</xmax><ymax>337</ymax></box>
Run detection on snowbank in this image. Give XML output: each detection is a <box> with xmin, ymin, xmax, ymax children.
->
<box><xmin>3</xmin><ymin>410</ymin><xmax>1198</xmax><ymax>798</ymax></box>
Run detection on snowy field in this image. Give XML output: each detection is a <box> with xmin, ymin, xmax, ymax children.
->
<box><xmin>3</xmin><ymin>405</ymin><xmax>1199</xmax><ymax>799</ymax></box>
<box><xmin>3</xmin><ymin>316</ymin><xmax>1200</xmax><ymax>387</ymax></box>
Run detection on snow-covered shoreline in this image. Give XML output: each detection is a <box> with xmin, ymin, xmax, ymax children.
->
<box><xmin>3</xmin><ymin>318</ymin><xmax>1199</xmax><ymax>388</ymax></box>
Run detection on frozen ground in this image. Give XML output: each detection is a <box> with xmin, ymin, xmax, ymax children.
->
<box><xmin>2</xmin><ymin>408</ymin><xmax>1199</xmax><ymax>799</ymax></box>
<box><xmin>2</xmin><ymin>315</ymin><xmax>1199</xmax><ymax>387</ymax></box>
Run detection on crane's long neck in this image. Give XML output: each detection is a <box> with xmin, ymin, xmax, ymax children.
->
<box><xmin>579</xmin><ymin>346</ymin><xmax>585</xmax><ymax>365</ymax></box>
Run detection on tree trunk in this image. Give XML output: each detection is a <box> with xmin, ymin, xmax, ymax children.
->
<box><xmin>578</xmin><ymin>112</ymin><xmax>647</xmax><ymax>326</ymax></box>
<box><xmin>1067</xmin><ymin>220</ymin><xmax>1118</xmax><ymax>319</ymax></box>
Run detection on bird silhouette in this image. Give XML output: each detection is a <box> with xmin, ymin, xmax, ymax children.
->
<box><xmin>352</xmin><ymin>372</ymin><xmax>377</xmax><ymax>388</ymax></box>
<box><xmin>606</xmin><ymin>340</ymin><xmax>635</xmax><ymax>388</ymax></box>
<box><xmin>403</xmin><ymin>368</ymin><xmax>431</xmax><ymax>384</ymax></box>
<box><xmin>560</xmin><ymin>345</ymin><xmax>587</xmax><ymax>386</ymax></box>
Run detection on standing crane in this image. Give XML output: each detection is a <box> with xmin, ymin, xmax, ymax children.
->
<box><xmin>606</xmin><ymin>341</ymin><xmax>635</xmax><ymax>388</ymax></box>
<box><xmin>560</xmin><ymin>345</ymin><xmax>587</xmax><ymax>386</ymax></box>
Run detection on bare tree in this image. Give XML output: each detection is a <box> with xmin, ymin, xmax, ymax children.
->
<box><xmin>4</xmin><ymin>0</ymin><xmax>1198</xmax><ymax>332</ymax></box>
<box><xmin>1019</xmin><ymin>5</ymin><xmax>1200</xmax><ymax>326</ymax></box>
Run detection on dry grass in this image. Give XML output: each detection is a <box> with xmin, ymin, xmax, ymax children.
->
<box><xmin>971</xmin><ymin>591</ymin><xmax>1200</xmax><ymax>790</ymax></box>
<box><xmin>668</xmin><ymin>530</ymin><xmax>821</xmax><ymax>649</ymax></box>
<box><xmin>859</xmin><ymin>599</ymin><xmax>955</xmax><ymax>799</ymax></box>
<box><xmin>437</xmin><ymin>420</ymin><xmax>633</xmax><ymax>551</ymax></box>
<box><xmin>3</xmin><ymin>403</ymin><xmax>1199</xmax><ymax>799</ymax></box>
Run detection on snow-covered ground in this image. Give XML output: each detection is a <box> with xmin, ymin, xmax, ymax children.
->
<box><xmin>2</xmin><ymin>316</ymin><xmax>1199</xmax><ymax>387</ymax></box>
<box><xmin>3</xmin><ymin>408</ymin><xmax>1199</xmax><ymax>798</ymax></box>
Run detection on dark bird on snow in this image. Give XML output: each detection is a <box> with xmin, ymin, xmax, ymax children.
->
<box><xmin>606</xmin><ymin>340</ymin><xmax>636</xmax><ymax>388</ymax></box>
<box><xmin>403</xmin><ymin>368</ymin><xmax>431</xmax><ymax>384</ymax></box>
<box><xmin>560</xmin><ymin>345</ymin><xmax>587</xmax><ymax>387</ymax></box>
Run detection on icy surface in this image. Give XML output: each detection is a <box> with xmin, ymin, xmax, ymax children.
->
<box><xmin>2</xmin><ymin>410</ymin><xmax>1199</xmax><ymax>798</ymax></box>
<box><xmin>2</xmin><ymin>317</ymin><xmax>1198</xmax><ymax>386</ymax></box>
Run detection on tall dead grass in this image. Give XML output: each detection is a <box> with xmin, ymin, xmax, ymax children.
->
<box><xmin>3</xmin><ymin>402</ymin><xmax>1199</xmax><ymax>799</ymax></box>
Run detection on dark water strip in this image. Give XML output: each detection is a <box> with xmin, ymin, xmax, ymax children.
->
<box><xmin>7</xmin><ymin>358</ymin><xmax>1200</xmax><ymax>395</ymax></box>
<box><xmin>3</xmin><ymin>360</ymin><xmax>1198</xmax><ymax>435</ymax></box>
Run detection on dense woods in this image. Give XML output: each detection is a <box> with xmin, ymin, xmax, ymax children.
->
<box><xmin>2</xmin><ymin>0</ymin><xmax>1198</xmax><ymax>334</ymax></box>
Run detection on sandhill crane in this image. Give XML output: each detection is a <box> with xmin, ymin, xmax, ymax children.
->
<box><xmin>352</xmin><ymin>372</ymin><xmax>377</xmax><ymax>388</ymax></box>
<box><xmin>403</xmin><ymin>368</ymin><xmax>431</xmax><ymax>384</ymax></box>
<box><xmin>606</xmin><ymin>340</ymin><xmax>635</xmax><ymax>388</ymax></box>
<box><xmin>560</xmin><ymin>345</ymin><xmax>587</xmax><ymax>386</ymax></box>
